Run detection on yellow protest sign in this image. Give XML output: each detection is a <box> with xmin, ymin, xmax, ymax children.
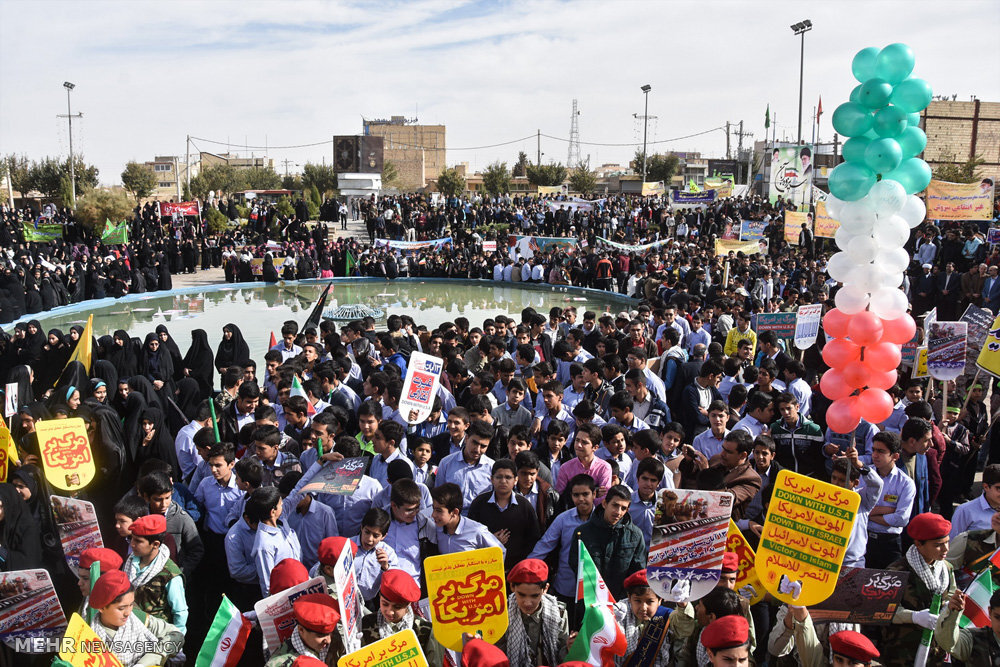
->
<box><xmin>914</xmin><ymin>347</ymin><xmax>929</xmax><ymax>379</ymax></box>
<box><xmin>813</xmin><ymin>201</ymin><xmax>840</xmax><ymax>238</ymax></box>
<box><xmin>927</xmin><ymin>179</ymin><xmax>995</xmax><ymax>220</ymax></box>
<box><xmin>715</xmin><ymin>239</ymin><xmax>766</xmax><ymax>257</ymax></box>
<box><xmin>338</xmin><ymin>628</ymin><xmax>428</xmax><ymax>667</ymax></box>
<box><xmin>755</xmin><ymin>470</ymin><xmax>860</xmax><ymax>607</ymax></box>
<box><xmin>976</xmin><ymin>313</ymin><xmax>1000</xmax><ymax>378</ymax></box>
<box><xmin>726</xmin><ymin>520</ymin><xmax>765</xmax><ymax>605</ymax></box>
<box><xmin>60</xmin><ymin>613</ymin><xmax>124</xmax><ymax>667</ymax></box>
<box><xmin>0</xmin><ymin>421</ymin><xmax>20</xmax><ymax>483</ymax></box>
<box><xmin>641</xmin><ymin>181</ymin><xmax>665</xmax><ymax>196</ymax></box>
<box><xmin>37</xmin><ymin>418</ymin><xmax>96</xmax><ymax>491</ymax></box>
<box><xmin>423</xmin><ymin>547</ymin><xmax>508</xmax><ymax>650</ymax></box>
<box><xmin>784</xmin><ymin>210</ymin><xmax>809</xmax><ymax>243</ymax></box>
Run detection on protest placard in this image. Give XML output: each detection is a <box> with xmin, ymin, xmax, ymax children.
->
<box><xmin>254</xmin><ymin>576</ymin><xmax>327</xmax><ymax>651</ymax></box>
<box><xmin>755</xmin><ymin>312</ymin><xmax>797</xmax><ymax>339</ymax></box>
<box><xmin>399</xmin><ymin>352</ymin><xmax>443</xmax><ymax>424</ymax></box>
<box><xmin>913</xmin><ymin>347</ymin><xmax>929</xmax><ymax>378</ymax></box>
<box><xmin>647</xmin><ymin>490</ymin><xmax>733</xmax><ymax>603</ymax></box>
<box><xmin>807</xmin><ymin>567</ymin><xmax>909</xmax><ymax>625</ymax></box>
<box><xmin>794</xmin><ymin>304</ymin><xmax>823</xmax><ymax>350</ymax></box>
<box><xmin>36</xmin><ymin>418</ymin><xmax>95</xmax><ymax>491</ymax></box>
<box><xmin>58</xmin><ymin>613</ymin><xmax>121</xmax><ymax>666</ymax></box>
<box><xmin>755</xmin><ymin>470</ymin><xmax>860</xmax><ymax>606</ymax></box>
<box><xmin>0</xmin><ymin>569</ymin><xmax>67</xmax><ymax>651</ymax></box>
<box><xmin>51</xmin><ymin>496</ymin><xmax>104</xmax><ymax>571</ymax></box>
<box><xmin>338</xmin><ymin>628</ymin><xmax>429</xmax><ymax>667</ymax></box>
<box><xmin>332</xmin><ymin>538</ymin><xmax>364</xmax><ymax>653</ymax></box>
<box><xmin>927</xmin><ymin>321</ymin><xmax>967</xmax><ymax>381</ymax></box>
<box><xmin>300</xmin><ymin>457</ymin><xmax>367</xmax><ymax>495</ymax></box>
<box><xmin>424</xmin><ymin>547</ymin><xmax>507</xmax><ymax>650</ymax></box>
<box><xmin>482</xmin><ymin>241</ymin><xmax>497</xmax><ymax>253</ymax></box>
<box><xmin>726</xmin><ymin>521</ymin><xmax>765</xmax><ymax>605</ymax></box>
<box><xmin>901</xmin><ymin>333</ymin><xmax>920</xmax><ymax>368</ymax></box>
<box><xmin>4</xmin><ymin>383</ymin><xmax>16</xmax><ymax>418</ymax></box>
<box><xmin>976</xmin><ymin>312</ymin><xmax>1000</xmax><ymax>378</ymax></box>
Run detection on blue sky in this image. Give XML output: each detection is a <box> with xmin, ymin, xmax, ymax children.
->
<box><xmin>1</xmin><ymin>0</ymin><xmax>998</xmax><ymax>185</ymax></box>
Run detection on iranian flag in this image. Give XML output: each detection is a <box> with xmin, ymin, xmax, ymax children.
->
<box><xmin>576</xmin><ymin>540</ymin><xmax>615</xmax><ymax>606</ymax></box>
<box><xmin>195</xmin><ymin>596</ymin><xmax>251</xmax><ymax>667</ymax></box>
<box><xmin>567</xmin><ymin>541</ymin><xmax>626</xmax><ymax>666</ymax></box>
<box><xmin>291</xmin><ymin>376</ymin><xmax>316</xmax><ymax>415</ymax></box>
<box><xmin>961</xmin><ymin>567</ymin><xmax>997</xmax><ymax>629</ymax></box>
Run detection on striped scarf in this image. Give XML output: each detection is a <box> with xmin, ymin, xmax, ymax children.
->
<box><xmin>90</xmin><ymin>613</ymin><xmax>158</xmax><ymax>667</ymax></box>
<box><xmin>504</xmin><ymin>593</ymin><xmax>563</xmax><ymax>667</ymax></box>
<box><xmin>290</xmin><ymin>627</ymin><xmax>331</xmax><ymax>663</ymax></box>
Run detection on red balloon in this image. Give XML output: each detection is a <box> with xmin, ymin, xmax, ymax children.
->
<box><xmin>819</xmin><ymin>368</ymin><xmax>854</xmax><ymax>400</ymax></box>
<box><xmin>848</xmin><ymin>311</ymin><xmax>885</xmax><ymax>346</ymax></box>
<box><xmin>881</xmin><ymin>314</ymin><xmax>917</xmax><ymax>345</ymax></box>
<box><xmin>827</xmin><ymin>396</ymin><xmax>862</xmax><ymax>433</ymax></box>
<box><xmin>824</xmin><ymin>308</ymin><xmax>851</xmax><ymax>339</ymax></box>
<box><xmin>842</xmin><ymin>360</ymin><xmax>871</xmax><ymax>388</ymax></box>
<box><xmin>863</xmin><ymin>342</ymin><xmax>903</xmax><ymax>373</ymax></box>
<box><xmin>867</xmin><ymin>369</ymin><xmax>898</xmax><ymax>390</ymax></box>
<box><xmin>859</xmin><ymin>388</ymin><xmax>894</xmax><ymax>423</ymax></box>
<box><xmin>822</xmin><ymin>338</ymin><xmax>862</xmax><ymax>368</ymax></box>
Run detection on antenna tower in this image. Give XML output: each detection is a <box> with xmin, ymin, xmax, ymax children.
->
<box><xmin>567</xmin><ymin>99</ymin><xmax>581</xmax><ymax>167</ymax></box>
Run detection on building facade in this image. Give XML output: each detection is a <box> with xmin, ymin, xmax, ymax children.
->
<box><xmin>362</xmin><ymin>117</ymin><xmax>446</xmax><ymax>191</ymax></box>
<box><xmin>921</xmin><ymin>99</ymin><xmax>1000</xmax><ymax>183</ymax></box>
<box><xmin>143</xmin><ymin>156</ymin><xmax>196</xmax><ymax>202</ymax></box>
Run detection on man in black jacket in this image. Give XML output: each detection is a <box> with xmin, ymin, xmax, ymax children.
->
<box><xmin>679</xmin><ymin>360</ymin><xmax>724</xmax><ymax>442</ymax></box>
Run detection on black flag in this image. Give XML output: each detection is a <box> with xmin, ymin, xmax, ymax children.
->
<box><xmin>302</xmin><ymin>282</ymin><xmax>333</xmax><ymax>332</ymax></box>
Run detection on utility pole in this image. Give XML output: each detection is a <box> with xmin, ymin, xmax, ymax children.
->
<box><xmin>57</xmin><ymin>82</ymin><xmax>82</xmax><ymax>208</ymax></box>
<box><xmin>185</xmin><ymin>135</ymin><xmax>191</xmax><ymax>197</ymax></box>
<box><xmin>639</xmin><ymin>84</ymin><xmax>652</xmax><ymax>182</ymax></box>
<box><xmin>725</xmin><ymin>121</ymin><xmax>731</xmax><ymax>159</ymax></box>
<box><xmin>791</xmin><ymin>20</ymin><xmax>813</xmax><ymax>145</ymax></box>
<box><xmin>537</xmin><ymin>129</ymin><xmax>541</xmax><ymax>165</ymax></box>
<box><xmin>281</xmin><ymin>159</ymin><xmax>295</xmax><ymax>177</ymax></box>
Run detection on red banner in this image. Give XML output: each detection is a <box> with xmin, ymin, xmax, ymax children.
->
<box><xmin>159</xmin><ymin>201</ymin><xmax>201</xmax><ymax>218</ymax></box>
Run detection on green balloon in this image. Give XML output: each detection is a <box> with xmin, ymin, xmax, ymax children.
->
<box><xmin>859</xmin><ymin>78</ymin><xmax>893</xmax><ymax>110</ymax></box>
<box><xmin>864</xmin><ymin>137</ymin><xmax>903</xmax><ymax>175</ymax></box>
<box><xmin>852</xmin><ymin>47</ymin><xmax>880</xmax><ymax>83</ymax></box>
<box><xmin>832</xmin><ymin>102</ymin><xmax>874</xmax><ymax>138</ymax></box>
<box><xmin>897</xmin><ymin>126</ymin><xmax>927</xmax><ymax>159</ymax></box>
<box><xmin>873</xmin><ymin>106</ymin><xmax>908</xmax><ymax>138</ymax></box>
<box><xmin>863</xmin><ymin>128</ymin><xmax>880</xmax><ymax>140</ymax></box>
<box><xmin>875</xmin><ymin>43</ymin><xmax>915</xmax><ymax>85</ymax></box>
<box><xmin>842</xmin><ymin>136</ymin><xmax>871</xmax><ymax>163</ymax></box>
<box><xmin>906</xmin><ymin>112</ymin><xmax>922</xmax><ymax>128</ymax></box>
<box><xmin>849</xmin><ymin>84</ymin><xmax>863</xmax><ymax>104</ymax></box>
<box><xmin>884</xmin><ymin>158</ymin><xmax>932</xmax><ymax>195</ymax></box>
<box><xmin>828</xmin><ymin>162</ymin><xmax>877</xmax><ymax>201</ymax></box>
<box><xmin>890</xmin><ymin>78</ymin><xmax>933</xmax><ymax>113</ymax></box>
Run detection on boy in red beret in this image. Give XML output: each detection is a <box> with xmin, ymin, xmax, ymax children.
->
<box><xmin>612</xmin><ymin>569</ymin><xmax>671</xmax><ymax>667</ymax></box>
<box><xmin>122</xmin><ymin>513</ymin><xmax>188</xmax><ymax>636</ymax></box>
<box><xmin>310</xmin><ymin>536</ymin><xmax>357</xmax><ymax>598</ymax></box>
<box><xmin>880</xmin><ymin>512</ymin><xmax>965</xmax><ymax>665</ymax></box>
<box><xmin>360</xmin><ymin>568</ymin><xmax>442</xmax><ymax>663</ymax></box>
<box><xmin>701</xmin><ymin>615</ymin><xmax>750</xmax><ymax>666</ymax></box>
<box><xmin>76</xmin><ymin>547</ymin><xmax>123</xmax><ymax>613</ymax></box>
<box><xmin>88</xmin><ymin>570</ymin><xmax>184</xmax><ymax>667</ymax></box>
<box><xmin>266</xmin><ymin>592</ymin><xmax>345</xmax><ymax>666</ymax></box>
<box><xmin>496</xmin><ymin>559</ymin><xmax>569</xmax><ymax>667</ymax></box>
<box><xmin>783</xmin><ymin>603</ymin><xmax>882</xmax><ymax>666</ymax></box>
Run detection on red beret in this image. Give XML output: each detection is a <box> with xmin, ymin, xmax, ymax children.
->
<box><xmin>829</xmin><ymin>630</ymin><xmax>879</xmax><ymax>663</ymax></box>
<box><xmin>89</xmin><ymin>570</ymin><xmax>131</xmax><ymax>609</ymax></box>
<box><xmin>317</xmin><ymin>536</ymin><xmax>357</xmax><ymax>567</ymax></box>
<box><xmin>461</xmin><ymin>638</ymin><xmax>510</xmax><ymax>667</ymax></box>
<box><xmin>291</xmin><ymin>658</ymin><xmax>327</xmax><ymax>667</ymax></box>
<box><xmin>508</xmin><ymin>559</ymin><xmax>548</xmax><ymax>584</ymax></box>
<box><xmin>130</xmin><ymin>514</ymin><xmax>167</xmax><ymax>537</ymax></box>
<box><xmin>293</xmin><ymin>593</ymin><xmax>340</xmax><ymax>634</ymax></box>
<box><xmin>79</xmin><ymin>548</ymin><xmax>123</xmax><ymax>574</ymax></box>
<box><xmin>381</xmin><ymin>569</ymin><xmax>420</xmax><ymax>604</ymax></box>
<box><xmin>623</xmin><ymin>569</ymin><xmax>649</xmax><ymax>590</ymax></box>
<box><xmin>722</xmin><ymin>552</ymin><xmax>740</xmax><ymax>573</ymax></box>
<box><xmin>701</xmin><ymin>615</ymin><xmax>750</xmax><ymax>650</ymax></box>
<box><xmin>907</xmin><ymin>513</ymin><xmax>951</xmax><ymax>541</ymax></box>
<box><xmin>270</xmin><ymin>558</ymin><xmax>309</xmax><ymax>594</ymax></box>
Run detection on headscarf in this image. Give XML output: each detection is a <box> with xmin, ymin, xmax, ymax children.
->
<box><xmin>0</xmin><ymin>484</ymin><xmax>43</xmax><ymax>571</ymax></box>
<box><xmin>183</xmin><ymin>329</ymin><xmax>214</xmax><ymax>400</ymax></box>
<box><xmin>214</xmin><ymin>323</ymin><xmax>251</xmax><ymax>372</ymax></box>
<box><xmin>91</xmin><ymin>359</ymin><xmax>118</xmax><ymax>393</ymax></box>
<box><xmin>127</xmin><ymin>375</ymin><xmax>162</xmax><ymax>411</ymax></box>
<box><xmin>6</xmin><ymin>365</ymin><xmax>34</xmax><ymax>409</ymax></box>
<box><xmin>106</xmin><ymin>330</ymin><xmax>138</xmax><ymax>378</ymax></box>
<box><xmin>135</xmin><ymin>407</ymin><xmax>181</xmax><ymax>481</ymax></box>
<box><xmin>139</xmin><ymin>332</ymin><xmax>174</xmax><ymax>384</ymax></box>
<box><xmin>154</xmin><ymin>325</ymin><xmax>183</xmax><ymax>380</ymax></box>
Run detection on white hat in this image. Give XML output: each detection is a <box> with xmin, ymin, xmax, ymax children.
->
<box><xmin>922</xmin><ymin>263</ymin><xmax>932</xmax><ymax>269</ymax></box>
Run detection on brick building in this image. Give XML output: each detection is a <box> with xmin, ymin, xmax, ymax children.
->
<box><xmin>921</xmin><ymin>99</ymin><xmax>1000</xmax><ymax>183</ymax></box>
<box><xmin>362</xmin><ymin>117</ymin><xmax>445</xmax><ymax>191</ymax></box>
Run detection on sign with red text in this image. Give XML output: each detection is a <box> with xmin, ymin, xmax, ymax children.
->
<box><xmin>254</xmin><ymin>577</ymin><xmax>327</xmax><ymax>651</ymax></box>
<box><xmin>58</xmin><ymin>613</ymin><xmax>121</xmax><ymax>666</ymax></box>
<box><xmin>338</xmin><ymin>629</ymin><xmax>428</xmax><ymax>667</ymax></box>
<box><xmin>300</xmin><ymin>457</ymin><xmax>366</xmax><ymax>495</ymax></box>
<box><xmin>807</xmin><ymin>567</ymin><xmax>909</xmax><ymax>625</ymax></box>
<box><xmin>726</xmin><ymin>520</ymin><xmax>765</xmax><ymax>605</ymax></box>
<box><xmin>332</xmin><ymin>538</ymin><xmax>364</xmax><ymax>653</ymax></box>
<box><xmin>0</xmin><ymin>569</ymin><xmax>67</xmax><ymax>652</ymax></box>
<box><xmin>36</xmin><ymin>419</ymin><xmax>95</xmax><ymax>491</ymax></box>
<box><xmin>424</xmin><ymin>547</ymin><xmax>507</xmax><ymax>650</ymax></box>
<box><xmin>51</xmin><ymin>496</ymin><xmax>104</xmax><ymax>572</ymax></box>
<box><xmin>755</xmin><ymin>470</ymin><xmax>860</xmax><ymax>607</ymax></box>
<box><xmin>400</xmin><ymin>352</ymin><xmax>443</xmax><ymax>424</ymax></box>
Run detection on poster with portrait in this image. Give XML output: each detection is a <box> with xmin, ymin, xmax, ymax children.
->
<box><xmin>769</xmin><ymin>144</ymin><xmax>814</xmax><ymax>208</ymax></box>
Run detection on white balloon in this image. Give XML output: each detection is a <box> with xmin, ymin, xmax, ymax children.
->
<box><xmin>835</xmin><ymin>285</ymin><xmax>870</xmax><ymax>314</ymax></box>
<box><xmin>847</xmin><ymin>235</ymin><xmax>879</xmax><ymax>263</ymax></box>
<box><xmin>852</xmin><ymin>263</ymin><xmax>885</xmax><ymax>292</ymax></box>
<box><xmin>899</xmin><ymin>195</ymin><xmax>927</xmax><ymax>228</ymax></box>
<box><xmin>825</xmin><ymin>194</ymin><xmax>845</xmax><ymax>219</ymax></box>
<box><xmin>876</xmin><ymin>247</ymin><xmax>910</xmax><ymax>274</ymax></box>
<box><xmin>880</xmin><ymin>270</ymin><xmax>904</xmax><ymax>288</ymax></box>
<box><xmin>868</xmin><ymin>179</ymin><xmax>908</xmax><ymax>216</ymax></box>
<box><xmin>873</xmin><ymin>214</ymin><xmax>911</xmax><ymax>249</ymax></box>
<box><xmin>826</xmin><ymin>252</ymin><xmax>855</xmax><ymax>283</ymax></box>
<box><xmin>838</xmin><ymin>203</ymin><xmax>877</xmax><ymax>235</ymax></box>
<box><xmin>835</xmin><ymin>226</ymin><xmax>858</xmax><ymax>251</ymax></box>
<box><xmin>869</xmin><ymin>287</ymin><xmax>908</xmax><ymax>319</ymax></box>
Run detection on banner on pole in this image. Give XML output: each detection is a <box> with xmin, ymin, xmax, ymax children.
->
<box><xmin>715</xmin><ymin>239</ymin><xmax>767</xmax><ymax>257</ymax></box>
<box><xmin>807</xmin><ymin>567</ymin><xmax>909</xmax><ymax>625</ymax></box>
<box><xmin>740</xmin><ymin>219</ymin><xmax>767</xmax><ymax>243</ymax></box>
<box><xmin>508</xmin><ymin>235</ymin><xmax>579</xmax><ymax>260</ymax></box>
<box><xmin>927</xmin><ymin>321</ymin><xmax>968</xmax><ymax>381</ymax></box>
<box><xmin>300</xmin><ymin>457</ymin><xmax>366</xmax><ymax>495</ymax></box>
<box><xmin>769</xmin><ymin>144</ymin><xmax>814</xmax><ymax>208</ymax></box>
<box><xmin>926</xmin><ymin>179</ymin><xmax>995</xmax><ymax>221</ymax></box>
<box><xmin>755</xmin><ymin>312</ymin><xmax>797</xmax><ymax>339</ymax></box>
<box><xmin>813</xmin><ymin>201</ymin><xmax>840</xmax><ymax>238</ymax></box>
<box><xmin>374</xmin><ymin>237</ymin><xmax>452</xmax><ymax>251</ymax></box>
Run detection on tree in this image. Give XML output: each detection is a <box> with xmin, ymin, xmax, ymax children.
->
<box><xmin>514</xmin><ymin>151</ymin><xmax>530</xmax><ymax>178</ymax></box>
<box><xmin>569</xmin><ymin>163</ymin><xmax>598</xmax><ymax>195</ymax></box>
<box><xmin>933</xmin><ymin>154</ymin><xmax>986</xmax><ymax>183</ymax></box>
<box><xmin>482</xmin><ymin>161</ymin><xmax>511</xmax><ymax>197</ymax></box>
<box><xmin>302</xmin><ymin>163</ymin><xmax>338</xmax><ymax>195</ymax></box>
<box><xmin>282</xmin><ymin>174</ymin><xmax>303</xmax><ymax>191</ymax></box>
<box><xmin>204</xmin><ymin>207</ymin><xmax>230</xmax><ymax>235</ymax></box>
<box><xmin>526</xmin><ymin>162</ymin><xmax>568</xmax><ymax>187</ymax></box>
<box><xmin>244</xmin><ymin>167</ymin><xmax>282</xmax><ymax>190</ymax></box>
<box><xmin>121</xmin><ymin>161</ymin><xmax>158</xmax><ymax>202</ymax></box>
<box><xmin>74</xmin><ymin>188</ymin><xmax>133</xmax><ymax>232</ymax></box>
<box><xmin>189</xmin><ymin>164</ymin><xmax>246</xmax><ymax>200</ymax></box>
<box><xmin>632</xmin><ymin>151</ymin><xmax>680</xmax><ymax>185</ymax></box>
<box><xmin>436</xmin><ymin>168</ymin><xmax>466</xmax><ymax>197</ymax></box>
<box><xmin>382</xmin><ymin>160</ymin><xmax>402</xmax><ymax>190</ymax></box>
<box><xmin>5</xmin><ymin>154</ymin><xmax>32</xmax><ymax>197</ymax></box>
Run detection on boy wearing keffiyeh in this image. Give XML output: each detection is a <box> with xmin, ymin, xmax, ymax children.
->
<box><xmin>122</xmin><ymin>513</ymin><xmax>188</xmax><ymax>635</ymax></box>
<box><xmin>496</xmin><ymin>558</ymin><xmax>570</xmax><ymax>667</ymax></box>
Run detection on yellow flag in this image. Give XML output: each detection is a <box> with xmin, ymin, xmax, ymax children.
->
<box><xmin>976</xmin><ymin>313</ymin><xmax>1000</xmax><ymax>378</ymax></box>
<box><xmin>0</xmin><ymin>421</ymin><xmax>19</xmax><ymax>483</ymax></box>
<box><xmin>59</xmin><ymin>314</ymin><xmax>94</xmax><ymax>381</ymax></box>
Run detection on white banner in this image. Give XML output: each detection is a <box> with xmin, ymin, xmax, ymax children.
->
<box><xmin>595</xmin><ymin>237</ymin><xmax>670</xmax><ymax>253</ymax></box>
<box><xmin>400</xmin><ymin>352</ymin><xmax>444</xmax><ymax>424</ymax></box>
<box><xmin>794</xmin><ymin>304</ymin><xmax>823</xmax><ymax>350</ymax></box>
<box><xmin>373</xmin><ymin>237</ymin><xmax>452</xmax><ymax>250</ymax></box>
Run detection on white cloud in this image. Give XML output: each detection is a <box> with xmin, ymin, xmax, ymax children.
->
<box><xmin>1</xmin><ymin>0</ymin><xmax>997</xmax><ymax>185</ymax></box>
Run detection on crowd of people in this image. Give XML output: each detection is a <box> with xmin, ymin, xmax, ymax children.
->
<box><xmin>2</xmin><ymin>187</ymin><xmax>1000</xmax><ymax>666</ymax></box>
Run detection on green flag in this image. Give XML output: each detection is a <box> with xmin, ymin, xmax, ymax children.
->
<box><xmin>765</xmin><ymin>104</ymin><xmax>771</xmax><ymax>129</ymax></box>
<box><xmin>345</xmin><ymin>250</ymin><xmax>356</xmax><ymax>277</ymax></box>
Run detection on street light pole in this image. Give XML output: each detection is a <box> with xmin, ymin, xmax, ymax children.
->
<box><xmin>790</xmin><ymin>20</ymin><xmax>812</xmax><ymax>146</ymax></box>
<box><xmin>640</xmin><ymin>84</ymin><xmax>651</xmax><ymax>183</ymax></box>
<box><xmin>62</xmin><ymin>81</ymin><xmax>78</xmax><ymax>207</ymax></box>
